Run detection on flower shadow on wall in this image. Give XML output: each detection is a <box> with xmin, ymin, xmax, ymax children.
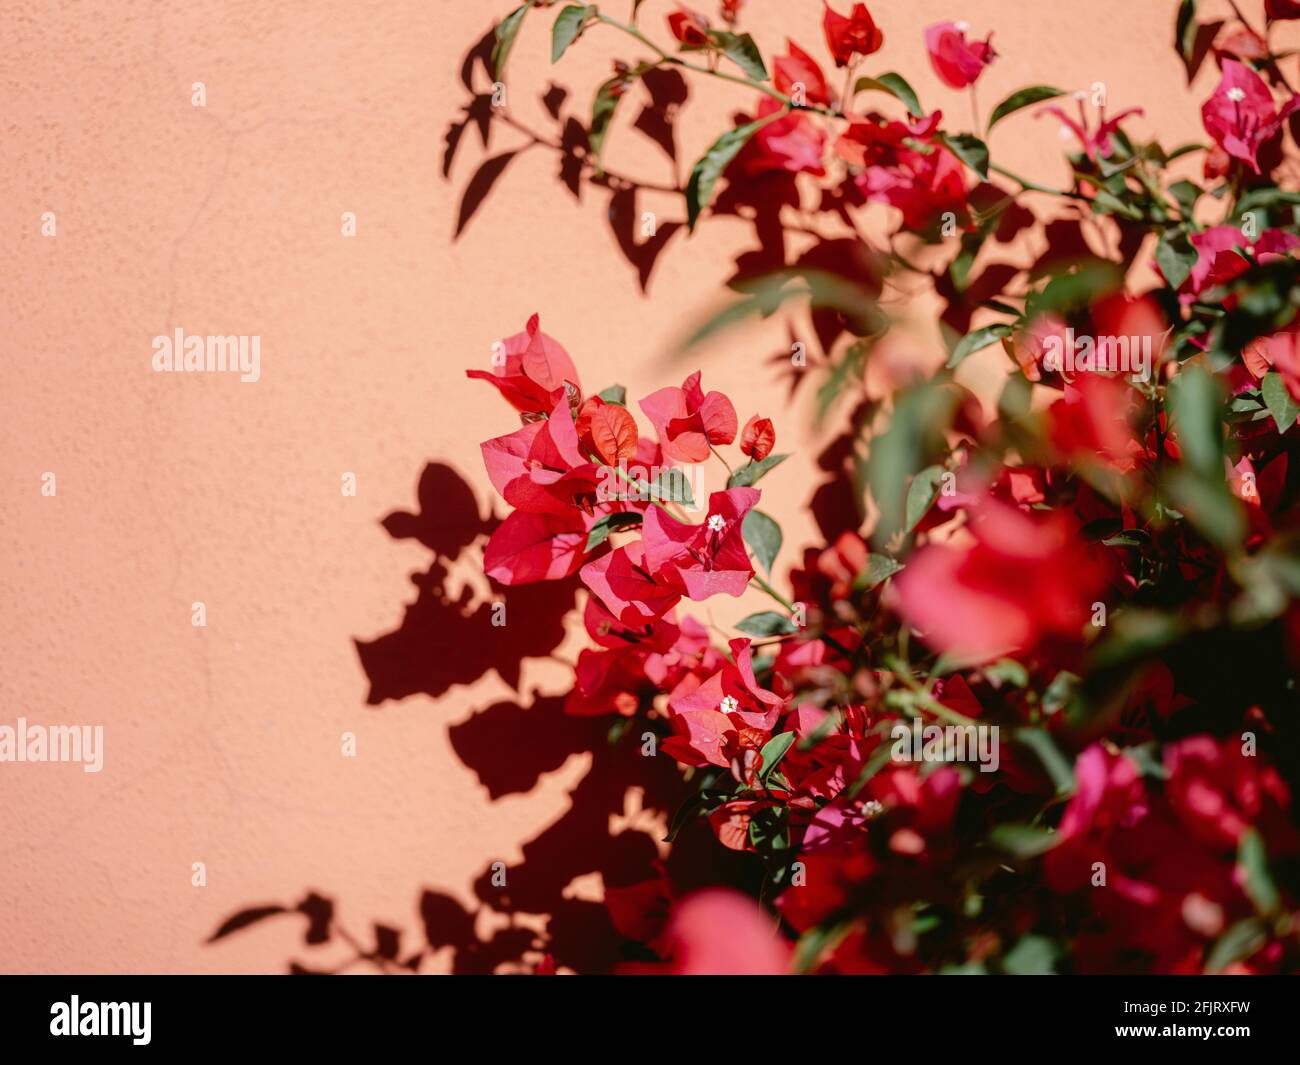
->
<box><xmin>209</xmin><ymin>462</ymin><xmax>757</xmax><ymax>973</ymax></box>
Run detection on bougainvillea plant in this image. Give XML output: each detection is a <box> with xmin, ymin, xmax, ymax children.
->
<box><xmin>467</xmin><ymin>0</ymin><xmax>1300</xmax><ymax>974</ymax></box>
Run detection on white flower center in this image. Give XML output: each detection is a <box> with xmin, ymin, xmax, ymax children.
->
<box><xmin>955</xmin><ymin>20</ymin><xmax>970</xmax><ymax>32</ymax></box>
<box><xmin>706</xmin><ymin>514</ymin><xmax>726</xmax><ymax>533</ymax></box>
<box><xmin>862</xmin><ymin>800</ymin><xmax>885</xmax><ymax>817</ymax></box>
<box><xmin>1227</xmin><ymin>87</ymin><xmax>1246</xmax><ymax>102</ymax></box>
<box><xmin>719</xmin><ymin>695</ymin><xmax>739</xmax><ymax>715</ymax></box>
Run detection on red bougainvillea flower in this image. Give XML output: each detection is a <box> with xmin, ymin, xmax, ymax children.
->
<box><xmin>740</xmin><ymin>414</ymin><xmax>776</xmax><ymax>461</ymax></box>
<box><xmin>893</xmin><ymin>497</ymin><xmax>1111</xmax><ymax>662</ymax></box>
<box><xmin>1048</xmin><ymin>374</ymin><xmax>1146</xmax><ymax>476</ymax></box>
<box><xmin>822</xmin><ymin>2</ymin><xmax>883</xmax><ymax>67</ymax></box>
<box><xmin>1243</xmin><ymin>321</ymin><xmax>1300</xmax><ymax>401</ymax></box>
<box><xmin>667</xmin><ymin>6</ymin><xmax>711</xmax><ymax>48</ymax></box>
<box><xmin>1164</xmin><ymin>735</ymin><xmax>1294</xmax><ymax>852</ymax></box>
<box><xmin>720</xmin><ymin>0</ymin><xmax>744</xmax><ymax>26</ymax></box>
<box><xmin>639</xmin><ymin>371</ymin><xmax>739</xmax><ymax>462</ymax></box>
<box><xmin>924</xmin><ymin>21</ymin><xmax>996</xmax><ymax>90</ymax></box>
<box><xmin>836</xmin><ymin>111</ymin><xmax>968</xmax><ymax>231</ymax></box>
<box><xmin>642</xmin><ymin>486</ymin><xmax>759</xmax><ymax>600</ymax></box>
<box><xmin>1173</xmin><ymin>224</ymin><xmax>1300</xmax><ymax>300</ymax></box>
<box><xmin>480</xmin><ymin>396</ymin><xmax>600</xmax><ymax>515</ymax></box>
<box><xmin>732</xmin><ymin>97</ymin><xmax>827</xmax><ymax>178</ymax></box>
<box><xmin>574</xmin><ymin>395</ymin><xmax>639</xmax><ymax>465</ymax></box>
<box><xmin>483</xmin><ymin>509</ymin><xmax>590</xmax><ymax>585</ymax></box>
<box><xmin>579</xmin><ymin>539</ymin><xmax>687</xmax><ymax>625</ymax></box>
<box><xmin>662</xmin><ymin>890</ymin><xmax>790</xmax><ymax>974</ymax></box>
<box><xmin>1044</xmin><ymin>744</ymin><xmax>1149</xmax><ymax>890</ymax></box>
<box><xmin>773</xmin><ymin>39</ymin><xmax>831</xmax><ymax>106</ymax></box>
<box><xmin>466</xmin><ymin>313</ymin><xmax>580</xmax><ymax>416</ymax></box>
<box><xmin>663</xmin><ymin>637</ymin><xmax>785</xmax><ymax>768</ymax></box>
<box><xmin>1037</xmin><ymin>93</ymin><xmax>1143</xmax><ymax>162</ymax></box>
<box><xmin>1200</xmin><ymin>59</ymin><xmax>1300</xmax><ymax>173</ymax></box>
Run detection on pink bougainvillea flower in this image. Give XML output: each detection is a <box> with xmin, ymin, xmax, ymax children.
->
<box><xmin>638</xmin><ymin>371</ymin><xmax>739</xmax><ymax>462</ymax></box>
<box><xmin>1174</xmin><ymin>224</ymin><xmax>1300</xmax><ymax>301</ymax></box>
<box><xmin>1002</xmin><ymin>313</ymin><xmax>1070</xmax><ymax>382</ymax></box>
<box><xmin>465</xmin><ymin>313</ymin><xmax>580</xmax><ymax>416</ymax></box>
<box><xmin>642</xmin><ymin>487</ymin><xmax>759</xmax><ymax>601</ymax></box>
<box><xmin>1048</xmin><ymin>374</ymin><xmax>1146</xmax><ymax>475</ymax></box>
<box><xmin>1200</xmin><ymin>59</ymin><xmax>1300</xmax><ymax>173</ymax></box>
<box><xmin>836</xmin><ymin>112</ymin><xmax>968</xmax><ymax>231</ymax></box>
<box><xmin>663</xmin><ymin>637</ymin><xmax>785</xmax><ymax>768</ymax></box>
<box><xmin>667</xmin><ymin>6</ymin><xmax>711</xmax><ymax>48</ymax></box>
<box><xmin>580</xmin><ymin>538</ymin><xmax>685</xmax><ymax>625</ymax></box>
<box><xmin>483</xmin><ymin>509</ymin><xmax>590</xmax><ymax>585</ymax></box>
<box><xmin>662</xmin><ymin>890</ymin><xmax>791</xmax><ymax>974</ymax></box>
<box><xmin>1037</xmin><ymin>93</ymin><xmax>1143</xmax><ymax>162</ymax></box>
<box><xmin>480</xmin><ymin>396</ymin><xmax>600</xmax><ymax>515</ymax></box>
<box><xmin>893</xmin><ymin>497</ymin><xmax>1111</xmax><ymax>662</ymax></box>
<box><xmin>822</xmin><ymin>2</ymin><xmax>884</xmax><ymax>67</ymax></box>
<box><xmin>1043</xmin><ymin>744</ymin><xmax>1149</xmax><ymax>890</ymax></box>
<box><xmin>924</xmin><ymin>21</ymin><xmax>996</xmax><ymax>90</ymax></box>
<box><xmin>1243</xmin><ymin>321</ymin><xmax>1300</xmax><ymax>401</ymax></box>
<box><xmin>732</xmin><ymin>97</ymin><xmax>827</xmax><ymax>178</ymax></box>
<box><xmin>773</xmin><ymin>39</ymin><xmax>831</xmax><ymax>106</ymax></box>
<box><xmin>1164</xmin><ymin>735</ymin><xmax>1295</xmax><ymax>852</ymax></box>
<box><xmin>739</xmin><ymin>414</ymin><xmax>776</xmax><ymax>461</ymax></box>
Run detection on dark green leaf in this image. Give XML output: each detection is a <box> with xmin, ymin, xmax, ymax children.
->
<box><xmin>987</xmin><ymin>85</ymin><xmax>1065</xmax><ymax>132</ymax></box>
<box><xmin>728</xmin><ymin>452</ymin><xmax>789</xmax><ymax>488</ymax></box>
<box><xmin>854</xmin><ymin>553</ymin><xmax>903</xmax><ymax>591</ymax></box>
<box><xmin>1176</xmin><ymin>0</ymin><xmax>1199</xmax><ymax>64</ymax></box>
<box><xmin>758</xmin><ymin>732</ymin><xmax>797</xmax><ymax>780</ymax></box>
<box><xmin>943</xmin><ymin>133</ymin><xmax>989</xmax><ymax>180</ymax></box>
<box><xmin>707</xmin><ymin>30</ymin><xmax>767</xmax><ymax>80</ymax></box>
<box><xmin>946</xmin><ymin>323</ymin><xmax>1012</xmax><ymax>369</ymax></box>
<box><xmin>686</xmin><ymin>117</ymin><xmax>771</xmax><ymax>231</ymax></box>
<box><xmin>1261</xmin><ymin>372</ymin><xmax>1299</xmax><ymax>432</ymax></box>
<box><xmin>584</xmin><ymin>511</ymin><xmax>643</xmax><ymax>551</ymax></box>
<box><xmin>1002</xmin><ymin>935</ymin><xmax>1059</xmax><ymax>975</ymax></box>
<box><xmin>551</xmin><ymin>5</ymin><xmax>594</xmax><ymax>63</ymax></box>
<box><xmin>492</xmin><ymin>3</ymin><xmax>531</xmax><ymax>81</ymax></box>
<box><xmin>742</xmin><ymin>508</ymin><xmax>782</xmax><ymax>573</ymax></box>
<box><xmin>1167</xmin><ymin>365</ymin><xmax>1224</xmax><ymax>476</ymax></box>
<box><xmin>735</xmin><ymin>611</ymin><xmax>797</xmax><ymax>637</ymax></box>
<box><xmin>1156</xmin><ymin>227</ymin><xmax>1197</xmax><ymax>290</ymax></box>
<box><xmin>1237</xmin><ymin>828</ymin><xmax>1280</xmax><ymax>915</ymax></box>
<box><xmin>1015</xmin><ymin>728</ymin><xmax>1075</xmax><ymax>795</ymax></box>
<box><xmin>1205</xmin><ymin>918</ymin><xmax>1268</xmax><ymax>973</ymax></box>
<box><xmin>989</xmin><ymin>823</ymin><xmax>1058</xmax><ymax>858</ymax></box>
<box><xmin>854</xmin><ymin>72</ymin><xmax>921</xmax><ymax>116</ymax></box>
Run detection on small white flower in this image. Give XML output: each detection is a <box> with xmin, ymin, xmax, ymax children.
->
<box><xmin>1072</xmin><ymin>89</ymin><xmax>1087</xmax><ymax>101</ymax></box>
<box><xmin>719</xmin><ymin>695</ymin><xmax>739</xmax><ymax>715</ymax></box>
<box><xmin>862</xmin><ymin>800</ymin><xmax>885</xmax><ymax>818</ymax></box>
<box><xmin>955</xmin><ymin>19</ymin><xmax>970</xmax><ymax>32</ymax></box>
<box><xmin>1227</xmin><ymin>87</ymin><xmax>1246</xmax><ymax>102</ymax></box>
<box><xmin>706</xmin><ymin>513</ymin><xmax>726</xmax><ymax>533</ymax></box>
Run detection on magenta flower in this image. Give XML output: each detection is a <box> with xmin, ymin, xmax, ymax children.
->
<box><xmin>1200</xmin><ymin>59</ymin><xmax>1300</xmax><ymax>173</ymax></box>
<box><xmin>924</xmin><ymin>20</ymin><xmax>996</xmax><ymax>90</ymax></box>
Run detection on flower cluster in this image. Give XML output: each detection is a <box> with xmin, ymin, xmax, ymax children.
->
<box><xmin>471</xmin><ymin>0</ymin><xmax>1300</xmax><ymax>975</ymax></box>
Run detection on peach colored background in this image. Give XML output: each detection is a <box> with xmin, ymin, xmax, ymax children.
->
<box><xmin>0</xmin><ymin>0</ymin><xmax>1288</xmax><ymax>972</ymax></box>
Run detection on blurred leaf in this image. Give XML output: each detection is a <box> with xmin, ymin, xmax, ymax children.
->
<box><xmin>707</xmin><ymin>30</ymin><xmax>768</xmax><ymax>80</ymax></box>
<box><xmin>597</xmin><ymin>383</ymin><xmax>627</xmax><ymax>405</ymax></box>
<box><xmin>589</xmin><ymin>62</ymin><xmax>653</xmax><ymax>174</ymax></box>
<box><xmin>989</xmin><ymin>823</ymin><xmax>1058</xmax><ymax>858</ymax></box>
<box><xmin>946</xmin><ymin>322</ymin><xmax>1012</xmax><ymax>369</ymax></box>
<box><xmin>1167</xmin><ymin>366</ymin><xmax>1224</xmax><ymax>476</ymax></box>
<box><xmin>736</xmin><ymin>610</ymin><xmax>797</xmax><ymax>636</ymax></box>
<box><xmin>1205</xmin><ymin>918</ymin><xmax>1268</xmax><ymax>973</ymax></box>
<box><xmin>1176</xmin><ymin>0</ymin><xmax>1198</xmax><ymax>64</ymax></box>
<box><xmin>1156</xmin><ymin>228</ymin><xmax>1197</xmax><ymax>290</ymax></box>
<box><xmin>1027</xmin><ymin>262</ymin><xmax>1122</xmax><ymax>318</ymax></box>
<box><xmin>1237</xmin><ymin>829</ymin><xmax>1280</xmax><ymax>916</ymax></box>
<box><xmin>492</xmin><ymin>3</ymin><xmax>531</xmax><ymax>80</ymax></box>
<box><xmin>742</xmin><ymin>509</ymin><xmax>782</xmax><ymax>573</ymax></box>
<box><xmin>1002</xmin><ymin>935</ymin><xmax>1060</xmax><ymax>975</ymax></box>
<box><xmin>854</xmin><ymin>553</ymin><xmax>904</xmax><ymax>591</ymax></box>
<box><xmin>1015</xmin><ymin>728</ymin><xmax>1075</xmax><ymax>795</ymax></box>
<box><xmin>1168</xmin><ymin>179</ymin><xmax>1202</xmax><ymax>219</ymax></box>
<box><xmin>854</xmin><ymin>72</ymin><xmax>921</xmax><ymax>116</ymax></box>
<box><xmin>869</xmin><ymin>385</ymin><xmax>958</xmax><ymax>547</ymax></box>
<box><xmin>943</xmin><ymin>133</ymin><xmax>989</xmax><ymax>179</ymax></box>
<box><xmin>729</xmin><ymin>453</ymin><xmax>789</xmax><ymax>488</ymax></box>
<box><xmin>905</xmin><ymin>464</ymin><xmax>945</xmax><ymax>531</ymax></box>
<box><xmin>551</xmin><ymin>5</ymin><xmax>595</xmax><ymax>63</ymax></box>
<box><xmin>585</xmin><ymin>511</ymin><xmax>643</xmax><ymax>551</ymax></box>
<box><xmin>648</xmin><ymin>466</ymin><xmax>695</xmax><ymax>506</ymax></box>
<box><xmin>1261</xmin><ymin>372</ymin><xmax>1299</xmax><ymax>432</ymax></box>
<box><xmin>987</xmin><ymin>85</ymin><xmax>1065</xmax><ymax>132</ymax></box>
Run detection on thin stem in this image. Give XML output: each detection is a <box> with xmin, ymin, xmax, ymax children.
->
<box><xmin>709</xmin><ymin>443</ymin><xmax>734</xmax><ymax>477</ymax></box>
<box><xmin>750</xmin><ymin>573</ymin><xmax>795</xmax><ymax>611</ymax></box>
<box><xmin>989</xmin><ymin>162</ymin><xmax>1087</xmax><ymax>200</ymax></box>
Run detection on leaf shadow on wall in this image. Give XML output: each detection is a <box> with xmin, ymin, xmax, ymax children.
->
<box><xmin>209</xmin><ymin>461</ymin><xmax>755</xmax><ymax>973</ymax></box>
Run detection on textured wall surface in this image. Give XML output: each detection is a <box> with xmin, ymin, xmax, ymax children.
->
<box><xmin>0</xmin><ymin>0</ymin><xmax>1283</xmax><ymax>972</ymax></box>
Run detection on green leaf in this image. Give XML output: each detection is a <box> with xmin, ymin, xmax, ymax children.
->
<box><xmin>589</xmin><ymin>62</ymin><xmax>653</xmax><ymax>174</ymax></box>
<box><xmin>946</xmin><ymin>323</ymin><xmax>1012</xmax><ymax>369</ymax></box>
<box><xmin>597</xmin><ymin>383</ymin><xmax>627</xmax><ymax>405</ymax></box>
<box><xmin>854</xmin><ymin>553</ymin><xmax>903</xmax><ymax>591</ymax></box>
<box><xmin>1237</xmin><ymin>829</ymin><xmax>1280</xmax><ymax>915</ymax></box>
<box><xmin>1261</xmin><ymin>372</ymin><xmax>1299</xmax><ymax>432</ymax></box>
<box><xmin>758</xmin><ymin>732</ymin><xmax>797</xmax><ymax>781</ymax></box>
<box><xmin>551</xmin><ymin>5</ymin><xmax>594</xmax><ymax>63</ymax></box>
<box><xmin>1168</xmin><ymin>179</ymin><xmax>1202</xmax><ymax>219</ymax></box>
<box><xmin>984</xmin><ymin>658</ymin><xmax>1029</xmax><ymax>688</ymax></box>
<box><xmin>742</xmin><ymin>508</ymin><xmax>782</xmax><ymax>573</ymax></box>
<box><xmin>1156</xmin><ymin>227</ymin><xmax>1197</xmax><ymax>290</ymax></box>
<box><xmin>1234</xmin><ymin>187</ymin><xmax>1300</xmax><ymax>218</ymax></box>
<box><xmin>735</xmin><ymin>611</ymin><xmax>797</xmax><ymax>637</ymax></box>
<box><xmin>1015</xmin><ymin>728</ymin><xmax>1075</xmax><ymax>796</ymax></box>
<box><xmin>647</xmin><ymin>467</ymin><xmax>695</xmax><ymax>507</ymax></box>
<box><xmin>1176</xmin><ymin>0</ymin><xmax>1199</xmax><ymax>65</ymax></box>
<box><xmin>868</xmin><ymin>385</ymin><xmax>959</xmax><ymax>547</ymax></box>
<box><xmin>584</xmin><ymin>511</ymin><xmax>643</xmax><ymax>551</ymax></box>
<box><xmin>854</xmin><ymin>72</ymin><xmax>922</xmax><ymax>116</ymax></box>
<box><xmin>1205</xmin><ymin>918</ymin><xmax>1268</xmax><ymax>973</ymax></box>
<box><xmin>989</xmin><ymin>823</ymin><xmax>1058</xmax><ymax>858</ymax></box>
<box><xmin>1167</xmin><ymin>365</ymin><xmax>1224</xmax><ymax>476</ymax></box>
<box><xmin>1026</xmin><ymin>261</ymin><xmax>1122</xmax><ymax>319</ymax></box>
<box><xmin>987</xmin><ymin>85</ymin><xmax>1065</xmax><ymax>132</ymax></box>
<box><xmin>685</xmin><ymin>117</ymin><xmax>769</xmax><ymax>232</ymax></box>
<box><xmin>1002</xmin><ymin>935</ymin><xmax>1060</xmax><ymax>975</ymax></box>
<box><xmin>1089</xmin><ymin>186</ymin><xmax>1143</xmax><ymax>220</ymax></box>
<box><xmin>707</xmin><ymin>30</ymin><xmax>767</xmax><ymax>80</ymax></box>
<box><xmin>905</xmin><ymin>465</ymin><xmax>945</xmax><ymax>531</ymax></box>
<box><xmin>943</xmin><ymin>133</ymin><xmax>989</xmax><ymax>180</ymax></box>
<box><xmin>492</xmin><ymin>3</ymin><xmax>531</xmax><ymax>81</ymax></box>
<box><xmin>728</xmin><ymin>452</ymin><xmax>789</xmax><ymax>488</ymax></box>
